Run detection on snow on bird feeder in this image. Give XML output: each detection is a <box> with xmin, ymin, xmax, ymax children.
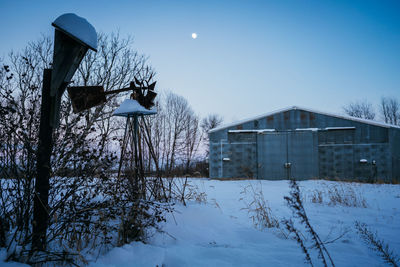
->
<box><xmin>113</xmin><ymin>86</ymin><xmax>157</xmax><ymax>183</ymax></box>
<box><xmin>113</xmin><ymin>99</ymin><xmax>157</xmax><ymax>117</ymax></box>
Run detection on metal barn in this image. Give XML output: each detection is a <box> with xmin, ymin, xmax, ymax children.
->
<box><xmin>208</xmin><ymin>106</ymin><xmax>400</xmax><ymax>182</ymax></box>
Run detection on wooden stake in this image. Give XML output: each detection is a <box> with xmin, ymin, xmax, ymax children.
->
<box><xmin>32</xmin><ymin>69</ymin><xmax>53</xmax><ymax>250</ymax></box>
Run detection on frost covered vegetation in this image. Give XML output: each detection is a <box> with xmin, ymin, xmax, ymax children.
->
<box><xmin>240</xmin><ymin>183</ymin><xmax>279</xmax><ymax>230</ymax></box>
<box><xmin>355</xmin><ymin>221</ymin><xmax>399</xmax><ymax>267</ymax></box>
<box><xmin>84</xmin><ymin>179</ymin><xmax>398</xmax><ymax>267</ymax></box>
<box><xmin>0</xmin><ymin>33</ymin><xmax>220</xmax><ymax>265</ymax></box>
<box><xmin>283</xmin><ymin>179</ymin><xmax>335</xmax><ymax>267</ymax></box>
<box><xmin>309</xmin><ymin>182</ymin><xmax>367</xmax><ymax>208</ymax></box>
<box><xmin>1</xmin><ymin>176</ymin><xmax>400</xmax><ymax>266</ymax></box>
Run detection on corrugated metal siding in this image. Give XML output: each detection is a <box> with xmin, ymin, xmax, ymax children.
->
<box><xmin>257</xmin><ymin>132</ymin><xmax>287</xmax><ymax>180</ymax></box>
<box><xmin>319</xmin><ymin>144</ymin><xmax>354</xmax><ymax>180</ymax></box>
<box><xmin>257</xmin><ymin>131</ymin><xmax>318</xmax><ymax>180</ymax></box>
<box><xmin>209</xmin><ymin>141</ymin><xmax>222</xmax><ymax>178</ymax></box>
<box><xmin>222</xmin><ymin>142</ymin><xmax>257</xmax><ymax>178</ymax></box>
<box><xmin>389</xmin><ymin>129</ymin><xmax>400</xmax><ymax>182</ymax></box>
<box><xmin>209</xmin><ymin>108</ymin><xmax>398</xmax><ymax>181</ymax></box>
<box><xmin>288</xmin><ymin>131</ymin><xmax>319</xmax><ymax>180</ymax></box>
<box><xmin>209</xmin><ymin>133</ymin><xmax>257</xmax><ymax>179</ymax></box>
<box><xmin>353</xmin><ymin>143</ymin><xmax>391</xmax><ymax>182</ymax></box>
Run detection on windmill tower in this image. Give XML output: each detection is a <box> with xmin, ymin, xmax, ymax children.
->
<box><xmin>113</xmin><ymin>98</ymin><xmax>157</xmax><ymax>198</ymax></box>
<box><xmin>66</xmin><ymin>76</ymin><xmax>157</xmax><ymax>198</ymax></box>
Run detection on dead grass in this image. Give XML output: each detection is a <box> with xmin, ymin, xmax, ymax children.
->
<box><xmin>211</xmin><ymin>177</ymin><xmax>256</xmax><ymax>181</ymax></box>
<box><xmin>309</xmin><ymin>182</ymin><xmax>367</xmax><ymax>208</ymax></box>
<box><xmin>169</xmin><ymin>178</ymin><xmax>208</xmax><ymax>204</ymax></box>
<box><xmin>240</xmin><ymin>183</ymin><xmax>279</xmax><ymax>230</ymax></box>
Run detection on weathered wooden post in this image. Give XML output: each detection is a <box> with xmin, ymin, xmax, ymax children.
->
<box><xmin>32</xmin><ymin>13</ymin><xmax>98</xmax><ymax>250</ymax></box>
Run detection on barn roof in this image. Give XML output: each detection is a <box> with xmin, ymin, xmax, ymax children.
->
<box><xmin>209</xmin><ymin>106</ymin><xmax>400</xmax><ymax>133</ymax></box>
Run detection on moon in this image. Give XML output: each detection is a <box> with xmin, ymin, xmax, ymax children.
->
<box><xmin>191</xmin><ymin>33</ymin><xmax>198</xmax><ymax>39</ymax></box>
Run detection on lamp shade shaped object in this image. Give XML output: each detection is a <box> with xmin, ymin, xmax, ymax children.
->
<box><xmin>51</xmin><ymin>13</ymin><xmax>98</xmax><ymax>97</ymax></box>
<box><xmin>52</xmin><ymin>13</ymin><xmax>97</xmax><ymax>51</ymax></box>
<box><xmin>50</xmin><ymin>13</ymin><xmax>97</xmax><ymax>126</ymax></box>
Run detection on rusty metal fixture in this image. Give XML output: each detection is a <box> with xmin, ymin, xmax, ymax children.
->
<box><xmin>67</xmin><ymin>79</ymin><xmax>157</xmax><ymax>113</ymax></box>
<box><xmin>67</xmin><ymin>86</ymin><xmax>106</xmax><ymax>112</ymax></box>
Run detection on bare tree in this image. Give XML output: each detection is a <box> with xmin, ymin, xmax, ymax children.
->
<box><xmin>201</xmin><ymin>114</ymin><xmax>223</xmax><ymax>132</ymax></box>
<box><xmin>380</xmin><ymin>97</ymin><xmax>400</xmax><ymax>125</ymax></box>
<box><xmin>343</xmin><ymin>101</ymin><xmax>375</xmax><ymax>120</ymax></box>
<box><xmin>182</xmin><ymin>109</ymin><xmax>202</xmax><ymax>173</ymax></box>
<box><xmin>139</xmin><ymin>91</ymin><xmax>204</xmax><ymax>176</ymax></box>
<box><xmin>0</xmin><ymin>33</ymin><xmax>168</xmax><ymax>265</ymax></box>
<box><xmin>201</xmin><ymin>114</ymin><xmax>223</xmax><ymax>157</ymax></box>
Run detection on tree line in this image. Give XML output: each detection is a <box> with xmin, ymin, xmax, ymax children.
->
<box><xmin>0</xmin><ymin>32</ymin><xmax>223</xmax><ymax>264</ymax></box>
<box><xmin>0</xmin><ymin>33</ymin><xmax>223</xmax><ymax>180</ymax></box>
<box><xmin>343</xmin><ymin>97</ymin><xmax>400</xmax><ymax>125</ymax></box>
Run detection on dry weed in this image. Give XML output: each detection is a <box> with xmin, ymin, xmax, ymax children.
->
<box><xmin>309</xmin><ymin>182</ymin><xmax>367</xmax><ymax>208</ymax></box>
<box><xmin>240</xmin><ymin>183</ymin><xmax>279</xmax><ymax>230</ymax></box>
<box><xmin>355</xmin><ymin>221</ymin><xmax>399</xmax><ymax>267</ymax></box>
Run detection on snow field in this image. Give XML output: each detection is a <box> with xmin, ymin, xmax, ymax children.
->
<box><xmin>1</xmin><ymin>179</ymin><xmax>399</xmax><ymax>266</ymax></box>
<box><xmin>92</xmin><ymin>179</ymin><xmax>400</xmax><ymax>267</ymax></box>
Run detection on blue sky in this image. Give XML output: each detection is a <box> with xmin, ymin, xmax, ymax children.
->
<box><xmin>1</xmin><ymin>0</ymin><xmax>399</xmax><ymax>122</ymax></box>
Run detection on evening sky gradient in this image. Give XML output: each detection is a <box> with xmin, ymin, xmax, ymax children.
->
<box><xmin>0</xmin><ymin>0</ymin><xmax>399</xmax><ymax>122</ymax></box>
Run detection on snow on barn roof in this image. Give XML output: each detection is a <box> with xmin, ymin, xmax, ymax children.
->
<box><xmin>52</xmin><ymin>13</ymin><xmax>97</xmax><ymax>51</ymax></box>
<box><xmin>113</xmin><ymin>99</ymin><xmax>157</xmax><ymax>117</ymax></box>
<box><xmin>228</xmin><ymin>129</ymin><xmax>276</xmax><ymax>133</ymax></box>
<box><xmin>209</xmin><ymin>106</ymin><xmax>400</xmax><ymax>133</ymax></box>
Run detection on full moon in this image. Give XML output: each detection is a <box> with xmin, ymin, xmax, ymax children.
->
<box><xmin>191</xmin><ymin>33</ymin><xmax>198</xmax><ymax>39</ymax></box>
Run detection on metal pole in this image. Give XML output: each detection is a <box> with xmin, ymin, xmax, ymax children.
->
<box><xmin>117</xmin><ymin>116</ymin><xmax>130</xmax><ymax>180</ymax></box>
<box><xmin>220</xmin><ymin>140</ymin><xmax>223</xmax><ymax>178</ymax></box>
<box><xmin>138</xmin><ymin>115</ymin><xmax>145</xmax><ymax>197</ymax></box>
<box><xmin>32</xmin><ymin>69</ymin><xmax>53</xmax><ymax>250</ymax></box>
<box><xmin>133</xmin><ymin>114</ymin><xmax>139</xmax><ymax>196</ymax></box>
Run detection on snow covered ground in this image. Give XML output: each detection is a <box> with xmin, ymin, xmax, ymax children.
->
<box><xmin>1</xmin><ymin>179</ymin><xmax>400</xmax><ymax>266</ymax></box>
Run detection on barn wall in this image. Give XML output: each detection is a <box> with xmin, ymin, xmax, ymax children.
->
<box><xmin>209</xmin><ymin>108</ymin><xmax>396</xmax><ymax>181</ymax></box>
<box><xmin>209</xmin><ymin>132</ymin><xmax>257</xmax><ymax>179</ymax></box>
<box><xmin>389</xmin><ymin>128</ymin><xmax>400</xmax><ymax>182</ymax></box>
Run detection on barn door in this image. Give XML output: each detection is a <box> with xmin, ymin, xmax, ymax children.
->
<box><xmin>257</xmin><ymin>132</ymin><xmax>288</xmax><ymax>179</ymax></box>
<box><xmin>257</xmin><ymin>131</ymin><xmax>317</xmax><ymax>180</ymax></box>
<box><xmin>287</xmin><ymin>131</ymin><xmax>318</xmax><ymax>180</ymax></box>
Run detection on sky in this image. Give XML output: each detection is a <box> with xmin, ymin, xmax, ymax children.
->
<box><xmin>0</xmin><ymin>0</ymin><xmax>399</xmax><ymax>123</ymax></box>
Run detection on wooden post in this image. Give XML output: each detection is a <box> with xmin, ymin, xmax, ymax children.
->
<box><xmin>32</xmin><ymin>69</ymin><xmax>53</xmax><ymax>250</ymax></box>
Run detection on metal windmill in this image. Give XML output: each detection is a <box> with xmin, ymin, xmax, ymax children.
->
<box><xmin>112</xmin><ymin>80</ymin><xmax>157</xmax><ymax>198</ymax></box>
<box><xmin>68</xmin><ymin>77</ymin><xmax>157</xmax><ymax>198</ymax></box>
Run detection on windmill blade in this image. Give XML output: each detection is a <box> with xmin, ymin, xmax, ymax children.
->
<box><xmin>134</xmin><ymin>77</ymin><xmax>142</xmax><ymax>87</ymax></box>
<box><xmin>148</xmin><ymin>81</ymin><xmax>156</xmax><ymax>91</ymax></box>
